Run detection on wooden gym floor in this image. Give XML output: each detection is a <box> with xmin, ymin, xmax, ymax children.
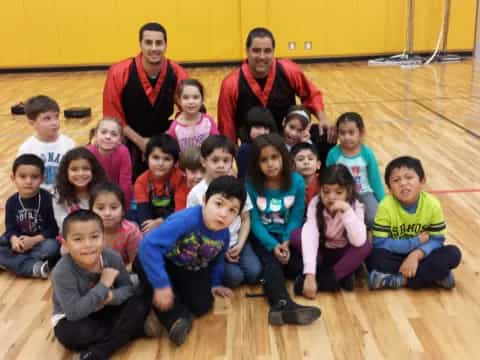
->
<box><xmin>0</xmin><ymin>59</ymin><xmax>479</xmax><ymax>359</ymax></box>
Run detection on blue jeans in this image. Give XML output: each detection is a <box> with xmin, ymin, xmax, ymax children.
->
<box><xmin>223</xmin><ymin>242</ymin><xmax>262</xmax><ymax>288</ymax></box>
<box><xmin>0</xmin><ymin>238</ymin><xmax>59</xmax><ymax>277</ymax></box>
<box><xmin>359</xmin><ymin>192</ymin><xmax>378</xmax><ymax>228</ymax></box>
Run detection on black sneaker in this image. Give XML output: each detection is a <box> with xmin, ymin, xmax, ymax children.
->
<box><xmin>168</xmin><ymin>314</ymin><xmax>193</xmax><ymax>346</ymax></box>
<box><xmin>268</xmin><ymin>300</ymin><xmax>321</xmax><ymax>326</ymax></box>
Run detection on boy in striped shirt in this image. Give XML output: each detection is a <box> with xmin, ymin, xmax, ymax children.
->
<box><xmin>367</xmin><ymin>156</ymin><xmax>461</xmax><ymax>290</ymax></box>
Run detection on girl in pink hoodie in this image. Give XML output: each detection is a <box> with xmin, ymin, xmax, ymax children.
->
<box><xmin>294</xmin><ymin>164</ymin><xmax>372</xmax><ymax>297</ymax></box>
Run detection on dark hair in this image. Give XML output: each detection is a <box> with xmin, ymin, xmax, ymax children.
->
<box><xmin>62</xmin><ymin>209</ymin><xmax>104</xmax><ymax>240</ymax></box>
<box><xmin>12</xmin><ymin>154</ymin><xmax>44</xmax><ymax>175</ymax></box>
<box><xmin>239</xmin><ymin>106</ymin><xmax>277</xmax><ymax>141</ymax></box>
<box><xmin>139</xmin><ymin>22</ymin><xmax>167</xmax><ymax>43</ymax></box>
<box><xmin>246</xmin><ymin>27</ymin><xmax>275</xmax><ymax>49</ymax></box>
<box><xmin>179</xmin><ymin>147</ymin><xmax>204</xmax><ymax>171</ymax></box>
<box><xmin>89</xmin><ymin>182</ymin><xmax>125</xmax><ymax>211</ymax></box>
<box><xmin>24</xmin><ymin>95</ymin><xmax>60</xmax><ymax>121</ymax></box>
<box><xmin>200</xmin><ymin>135</ymin><xmax>236</xmax><ymax>159</ymax></box>
<box><xmin>145</xmin><ymin>134</ymin><xmax>180</xmax><ymax>163</ymax></box>
<box><xmin>384</xmin><ymin>156</ymin><xmax>425</xmax><ymax>188</ymax></box>
<box><xmin>291</xmin><ymin>142</ymin><xmax>318</xmax><ymax>159</ymax></box>
<box><xmin>55</xmin><ymin>147</ymin><xmax>107</xmax><ymax>205</ymax></box>
<box><xmin>336</xmin><ymin>112</ymin><xmax>365</xmax><ymax>132</ymax></box>
<box><xmin>176</xmin><ymin>79</ymin><xmax>206</xmax><ymax>113</ymax></box>
<box><xmin>205</xmin><ymin>175</ymin><xmax>246</xmax><ymax>211</ymax></box>
<box><xmin>247</xmin><ymin>133</ymin><xmax>292</xmax><ymax>192</ymax></box>
<box><xmin>284</xmin><ymin>105</ymin><xmax>311</xmax><ymax>129</ymax></box>
<box><xmin>316</xmin><ymin>165</ymin><xmax>358</xmax><ymax>247</ymax></box>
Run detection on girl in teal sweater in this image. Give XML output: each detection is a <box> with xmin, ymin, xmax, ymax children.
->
<box><xmin>246</xmin><ymin>133</ymin><xmax>320</xmax><ymax>326</ymax></box>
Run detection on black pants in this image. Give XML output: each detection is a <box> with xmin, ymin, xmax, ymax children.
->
<box><xmin>366</xmin><ymin>245</ymin><xmax>462</xmax><ymax>289</ymax></box>
<box><xmin>250</xmin><ymin>235</ymin><xmax>303</xmax><ymax>306</ymax></box>
<box><xmin>126</xmin><ymin>139</ymin><xmax>148</xmax><ymax>181</ymax></box>
<box><xmin>133</xmin><ymin>256</ymin><xmax>214</xmax><ymax>330</ymax></box>
<box><xmin>54</xmin><ymin>295</ymin><xmax>149</xmax><ymax>359</ymax></box>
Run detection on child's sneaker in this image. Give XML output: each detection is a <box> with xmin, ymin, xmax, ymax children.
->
<box><xmin>434</xmin><ymin>271</ymin><xmax>455</xmax><ymax>289</ymax></box>
<box><xmin>144</xmin><ymin>309</ymin><xmax>162</xmax><ymax>337</ymax></box>
<box><xmin>32</xmin><ymin>260</ymin><xmax>50</xmax><ymax>279</ymax></box>
<box><xmin>369</xmin><ymin>270</ymin><xmax>403</xmax><ymax>290</ymax></box>
<box><xmin>168</xmin><ymin>314</ymin><xmax>193</xmax><ymax>346</ymax></box>
<box><xmin>72</xmin><ymin>351</ymin><xmax>97</xmax><ymax>360</ymax></box>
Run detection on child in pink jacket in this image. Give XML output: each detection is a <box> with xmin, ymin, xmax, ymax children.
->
<box><xmin>294</xmin><ymin>165</ymin><xmax>372</xmax><ymax>296</ymax></box>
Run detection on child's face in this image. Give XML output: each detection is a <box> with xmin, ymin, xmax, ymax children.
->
<box><xmin>282</xmin><ymin>118</ymin><xmax>306</xmax><ymax>146</ymax></box>
<box><xmin>201</xmin><ymin>149</ymin><xmax>233</xmax><ymax>181</ymax></box>
<box><xmin>68</xmin><ymin>158</ymin><xmax>93</xmax><ymax>190</ymax></box>
<box><xmin>92</xmin><ymin>192</ymin><xmax>123</xmax><ymax>229</ymax></box>
<box><xmin>388</xmin><ymin>167</ymin><xmax>425</xmax><ymax>206</ymax></box>
<box><xmin>96</xmin><ymin>120</ymin><xmax>121</xmax><ymax>153</ymax></box>
<box><xmin>337</xmin><ymin>121</ymin><xmax>363</xmax><ymax>152</ymax></box>
<box><xmin>249</xmin><ymin>125</ymin><xmax>270</xmax><ymax>140</ymax></box>
<box><xmin>12</xmin><ymin>165</ymin><xmax>43</xmax><ymax>198</ymax></box>
<box><xmin>293</xmin><ymin>149</ymin><xmax>320</xmax><ymax>178</ymax></box>
<box><xmin>319</xmin><ymin>184</ymin><xmax>349</xmax><ymax>212</ymax></box>
<box><xmin>179</xmin><ymin>85</ymin><xmax>203</xmax><ymax>116</ymax></box>
<box><xmin>203</xmin><ymin>194</ymin><xmax>241</xmax><ymax>231</ymax></box>
<box><xmin>30</xmin><ymin>111</ymin><xmax>60</xmax><ymax>141</ymax></box>
<box><xmin>148</xmin><ymin>148</ymin><xmax>175</xmax><ymax>179</ymax></box>
<box><xmin>185</xmin><ymin>168</ymin><xmax>204</xmax><ymax>188</ymax></box>
<box><xmin>259</xmin><ymin>145</ymin><xmax>283</xmax><ymax>180</ymax></box>
<box><xmin>64</xmin><ymin>220</ymin><xmax>104</xmax><ymax>271</ymax></box>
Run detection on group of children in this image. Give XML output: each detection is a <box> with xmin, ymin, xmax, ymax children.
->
<box><xmin>0</xmin><ymin>86</ymin><xmax>462</xmax><ymax>359</ymax></box>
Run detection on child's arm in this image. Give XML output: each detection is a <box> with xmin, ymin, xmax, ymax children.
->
<box><xmin>4</xmin><ymin>197</ymin><xmax>21</xmax><ymax>244</ymax></box>
<box><xmin>52</xmin><ymin>264</ymin><xmax>110</xmax><ymax>321</ymax></box>
<box><xmin>108</xmin><ymin>252</ymin><xmax>135</xmax><ymax>306</ymax></box>
<box><xmin>41</xmin><ymin>192</ymin><xmax>60</xmax><ymax>239</ymax></box>
<box><xmin>364</xmin><ymin>146</ymin><xmax>385</xmax><ymax>201</ymax></box>
<box><xmin>325</xmin><ymin>146</ymin><xmax>339</xmax><ymax>167</ymax></box>
<box><xmin>126</xmin><ymin>222</ymin><xmax>142</xmax><ymax>266</ymax></box>
<box><xmin>209</xmin><ymin>232</ymin><xmax>229</xmax><ymax>288</ymax></box>
<box><xmin>228</xmin><ymin>210</ymin><xmax>251</xmax><ymax>261</ymax></box>
<box><xmin>416</xmin><ymin>201</ymin><xmax>447</xmax><ymax>256</ymax></box>
<box><xmin>118</xmin><ymin>145</ymin><xmax>133</xmax><ymax>207</ymax></box>
<box><xmin>301</xmin><ymin>197</ymin><xmax>320</xmax><ymax>275</ymax></box>
<box><xmin>342</xmin><ymin>201</ymin><xmax>367</xmax><ymax>247</ymax></box>
<box><xmin>207</xmin><ymin>115</ymin><xmax>220</xmax><ymax>135</ymax></box>
<box><xmin>134</xmin><ymin>176</ymin><xmax>155</xmax><ymax>228</ymax></box>
<box><xmin>284</xmin><ymin>174</ymin><xmax>306</xmax><ymax>241</ymax></box>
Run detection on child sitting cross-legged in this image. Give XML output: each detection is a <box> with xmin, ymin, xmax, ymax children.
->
<box><xmin>367</xmin><ymin>156</ymin><xmax>462</xmax><ymax>290</ymax></box>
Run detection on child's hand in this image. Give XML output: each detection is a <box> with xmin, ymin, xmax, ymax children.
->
<box><xmin>226</xmin><ymin>243</ymin><xmax>243</xmax><ymax>263</ymax></box>
<box><xmin>212</xmin><ymin>286</ymin><xmax>234</xmax><ymax>299</ymax></box>
<box><xmin>273</xmin><ymin>242</ymin><xmax>290</xmax><ymax>264</ymax></box>
<box><xmin>102</xmin><ymin>290</ymin><xmax>113</xmax><ymax>306</ymax></box>
<box><xmin>10</xmin><ymin>236</ymin><xmax>24</xmax><ymax>253</ymax></box>
<box><xmin>19</xmin><ymin>235</ymin><xmax>38</xmax><ymax>251</ymax></box>
<box><xmin>329</xmin><ymin>200</ymin><xmax>351</xmax><ymax>214</ymax></box>
<box><xmin>153</xmin><ymin>287</ymin><xmax>174</xmax><ymax>311</ymax></box>
<box><xmin>399</xmin><ymin>250</ymin><xmax>423</xmax><ymax>278</ymax></box>
<box><xmin>100</xmin><ymin>267</ymin><xmax>119</xmax><ymax>288</ymax></box>
<box><xmin>303</xmin><ymin>274</ymin><xmax>317</xmax><ymax>299</ymax></box>
<box><xmin>419</xmin><ymin>232</ymin><xmax>429</xmax><ymax>244</ymax></box>
<box><xmin>142</xmin><ymin>219</ymin><xmax>163</xmax><ymax>233</ymax></box>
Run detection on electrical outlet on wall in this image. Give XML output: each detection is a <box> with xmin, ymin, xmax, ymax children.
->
<box><xmin>304</xmin><ymin>41</ymin><xmax>312</xmax><ymax>50</ymax></box>
<box><xmin>288</xmin><ymin>41</ymin><xmax>296</xmax><ymax>50</ymax></box>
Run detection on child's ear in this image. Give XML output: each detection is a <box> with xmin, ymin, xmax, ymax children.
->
<box><xmin>282</xmin><ymin>118</ymin><xmax>286</xmax><ymax>127</ymax></box>
<box><xmin>200</xmin><ymin>156</ymin><xmax>207</xmax><ymax>169</ymax></box>
<box><xmin>10</xmin><ymin>173</ymin><xmax>15</xmax><ymax>182</ymax></box>
<box><xmin>316</xmin><ymin>160</ymin><xmax>321</xmax><ymax>170</ymax></box>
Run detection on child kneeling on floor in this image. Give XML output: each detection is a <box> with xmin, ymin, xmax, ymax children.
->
<box><xmin>134</xmin><ymin>176</ymin><xmax>246</xmax><ymax>346</ymax></box>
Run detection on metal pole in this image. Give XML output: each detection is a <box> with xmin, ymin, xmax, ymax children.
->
<box><xmin>406</xmin><ymin>0</ymin><xmax>415</xmax><ymax>55</ymax></box>
<box><xmin>475</xmin><ymin>0</ymin><xmax>480</xmax><ymax>58</ymax></box>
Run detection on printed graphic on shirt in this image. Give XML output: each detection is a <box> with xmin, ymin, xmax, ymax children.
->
<box><xmin>166</xmin><ymin>232</ymin><xmax>224</xmax><ymax>271</ymax></box>
<box><xmin>375</xmin><ymin>222</ymin><xmax>446</xmax><ymax>239</ymax></box>
<box><xmin>350</xmin><ymin>165</ymin><xmax>362</xmax><ymax>193</ymax></box>
<box><xmin>41</xmin><ymin>152</ymin><xmax>62</xmax><ymax>186</ymax></box>
<box><xmin>16</xmin><ymin>208</ymin><xmax>43</xmax><ymax>235</ymax></box>
<box><xmin>257</xmin><ymin>196</ymin><xmax>295</xmax><ymax>225</ymax></box>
